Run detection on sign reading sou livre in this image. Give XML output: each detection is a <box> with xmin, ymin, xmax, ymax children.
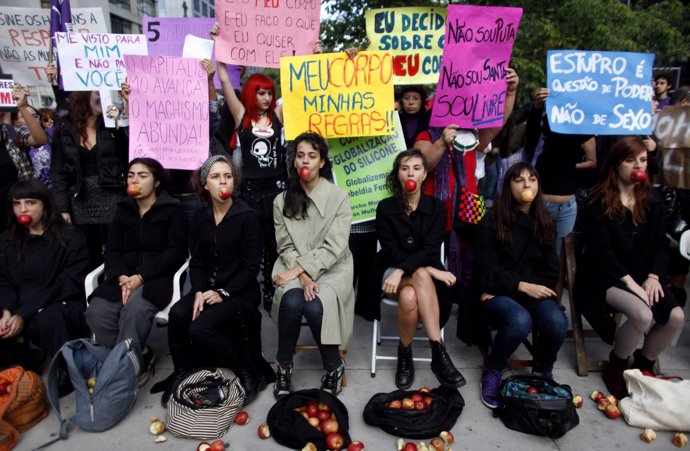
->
<box><xmin>329</xmin><ymin>115</ymin><xmax>405</xmax><ymax>223</ymax></box>
<box><xmin>366</xmin><ymin>6</ymin><xmax>446</xmax><ymax>85</ymax></box>
<box><xmin>214</xmin><ymin>0</ymin><xmax>320</xmax><ymax>68</ymax></box>
<box><xmin>280</xmin><ymin>51</ymin><xmax>396</xmax><ymax>140</ymax></box>
<box><xmin>546</xmin><ymin>50</ymin><xmax>654</xmax><ymax>135</ymax></box>
<box><xmin>124</xmin><ymin>55</ymin><xmax>209</xmax><ymax>170</ymax></box>
<box><xmin>55</xmin><ymin>32</ymin><xmax>148</xmax><ymax>91</ymax></box>
<box><xmin>430</xmin><ymin>5</ymin><xmax>522</xmax><ymax>129</ymax></box>
<box><xmin>0</xmin><ymin>7</ymin><xmax>107</xmax><ymax>86</ymax></box>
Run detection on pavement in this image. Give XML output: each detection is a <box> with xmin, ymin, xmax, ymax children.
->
<box><xmin>16</xmin><ymin>292</ymin><xmax>690</xmax><ymax>451</ymax></box>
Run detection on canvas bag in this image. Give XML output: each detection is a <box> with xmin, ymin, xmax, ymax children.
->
<box><xmin>166</xmin><ymin>367</ymin><xmax>245</xmax><ymax>439</ymax></box>
<box><xmin>0</xmin><ymin>366</ymin><xmax>48</xmax><ymax>451</ymax></box>
<box><xmin>619</xmin><ymin>369</ymin><xmax>690</xmax><ymax>431</ymax></box>
<box><xmin>45</xmin><ymin>338</ymin><xmax>139</xmax><ymax>440</ymax></box>
<box><xmin>494</xmin><ymin>374</ymin><xmax>579</xmax><ymax>438</ymax></box>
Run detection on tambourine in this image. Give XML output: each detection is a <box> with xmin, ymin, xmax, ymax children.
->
<box><xmin>452</xmin><ymin>129</ymin><xmax>479</xmax><ymax>153</ymax></box>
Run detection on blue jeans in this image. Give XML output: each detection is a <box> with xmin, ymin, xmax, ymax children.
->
<box><xmin>484</xmin><ymin>296</ymin><xmax>568</xmax><ymax>373</ymax></box>
<box><xmin>544</xmin><ymin>196</ymin><xmax>577</xmax><ymax>256</ymax></box>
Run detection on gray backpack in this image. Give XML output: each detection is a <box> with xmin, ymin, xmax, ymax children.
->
<box><xmin>45</xmin><ymin>338</ymin><xmax>139</xmax><ymax>440</ymax></box>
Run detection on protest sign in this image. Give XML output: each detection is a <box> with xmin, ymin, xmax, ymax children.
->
<box><xmin>329</xmin><ymin>115</ymin><xmax>405</xmax><ymax>223</ymax></box>
<box><xmin>546</xmin><ymin>50</ymin><xmax>654</xmax><ymax>135</ymax></box>
<box><xmin>0</xmin><ymin>7</ymin><xmax>106</xmax><ymax>86</ymax></box>
<box><xmin>280</xmin><ymin>51</ymin><xmax>395</xmax><ymax>140</ymax></box>
<box><xmin>430</xmin><ymin>5</ymin><xmax>521</xmax><ymax>129</ymax></box>
<box><xmin>55</xmin><ymin>32</ymin><xmax>148</xmax><ymax>91</ymax></box>
<box><xmin>366</xmin><ymin>6</ymin><xmax>445</xmax><ymax>85</ymax></box>
<box><xmin>655</xmin><ymin>105</ymin><xmax>690</xmax><ymax>189</ymax></box>
<box><xmin>214</xmin><ymin>0</ymin><xmax>320</xmax><ymax>68</ymax></box>
<box><xmin>0</xmin><ymin>75</ymin><xmax>15</xmax><ymax>109</ymax></box>
<box><xmin>142</xmin><ymin>17</ymin><xmax>240</xmax><ymax>89</ymax></box>
<box><xmin>125</xmin><ymin>55</ymin><xmax>209</xmax><ymax>170</ymax></box>
<box><xmin>183</xmin><ymin>35</ymin><xmax>213</xmax><ymax>60</ymax></box>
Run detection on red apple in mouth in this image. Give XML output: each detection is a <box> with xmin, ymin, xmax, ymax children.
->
<box><xmin>17</xmin><ymin>214</ymin><xmax>31</xmax><ymax>226</ymax></box>
<box><xmin>219</xmin><ymin>187</ymin><xmax>231</xmax><ymax>200</ymax></box>
<box><xmin>299</xmin><ymin>166</ymin><xmax>311</xmax><ymax>181</ymax></box>
<box><xmin>405</xmin><ymin>179</ymin><xmax>417</xmax><ymax>192</ymax></box>
<box><xmin>126</xmin><ymin>184</ymin><xmax>141</xmax><ymax>197</ymax></box>
<box><xmin>631</xmin><ymin>169</ymin><xmax>647</xmax><ymax>183</ymax></box>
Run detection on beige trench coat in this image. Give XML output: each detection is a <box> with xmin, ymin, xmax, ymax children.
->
<box><xmin>271</xmin><ymin>178</ymin><xmax>355</xmax><ymax>347</ymax></box>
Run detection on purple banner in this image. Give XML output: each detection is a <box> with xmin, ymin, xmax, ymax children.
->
<box><xmin>430</xmin><ymin>5</ymin><xmax>522</xmax><ymax>129</ymax></box>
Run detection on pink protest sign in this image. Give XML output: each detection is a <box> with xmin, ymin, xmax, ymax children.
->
<box><xmin>125</xmin><ymin>55</ymin><xmax>209</xmax><ymax>170</ymax></box>
<box><xmin>430</xmin><ymin>5</ymin><xmax>522</xmax><ymax>129</ymax></box>
<box><xmin>214</xmin><ymin>0</ymin><xmax>320</xmax><ymax>68</ymax></box>
<box><xmin>142</xmin><ymin>17</ymin><xmax>241</xmax><ymax>89</ymax></box>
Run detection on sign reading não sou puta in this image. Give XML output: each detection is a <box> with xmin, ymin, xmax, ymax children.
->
<box><xmin>280</xmin><ymin>51</ymin><xmax>395</xmax><ymax>140</ymax></box>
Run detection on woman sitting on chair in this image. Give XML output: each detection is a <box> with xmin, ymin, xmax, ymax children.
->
<box><xmin>0</xmin><ymin>179</ymin><xmax>90</xmax><ymax>369</ymax></box>
<box><xmin>376</xmin><ymin>149</ymin><xmax>465</xmax><ymax>390</ymax></box>
<box><xmin>474</xmin><ymin>162</ymin><xmax>567</xmax><ymax>409</ymax></box>
<box><xmin>272</xmin><ymin>132</ymin><xmax>354</xmax><ymax>398</ymax></box>
<box><xmin>86</xmin><ymin>158</ymin><xmax>188</xmax><ymax>384</ymax></box>
<box><xmin>578</xmin><ymin>137</ymin><xmax>685</xmax><ymax>399</ymax></box>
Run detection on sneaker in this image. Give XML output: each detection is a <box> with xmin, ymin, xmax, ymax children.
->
<box><xmin>138</xmin><ymin>345</ymin><xmax>156</xmax><ymax>387</ymax></box>
<box><xmin>320</xmin><ymin>360</ymin><xmax>345</xmax><ymax>396</ymax></box>
<box><xmin>273</xmin><ymin>364</ymin><xmax>293</xmax><ymax>399</ymax></box>
<box><xmin>480</xmin><ymin>369</ymin><xmax>502</xmax><ymax>409</ymax></box>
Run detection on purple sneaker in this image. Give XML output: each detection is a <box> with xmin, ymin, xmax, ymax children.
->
<box><xmin>480</xmin><ymin>369</ymin><xmax>502</xmax><ymax>409</ymax></box>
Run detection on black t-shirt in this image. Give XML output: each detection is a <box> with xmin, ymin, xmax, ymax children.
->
<box><xmin>237</xmin><ymin>113</ymin><xmax>286</xmax><ymax>180</ymax></box>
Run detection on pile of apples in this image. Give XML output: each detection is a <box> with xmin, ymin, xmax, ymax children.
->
<box><xmin>590</xmin><ymin>391</ymin><xmax>621</xmax><ymax>419</ymax></box>
<box><xmin>386</xmin><ymin>387</ymin><xmax>433</xmax><ymax>411</ymax></box>
<box><xmin>397</xmin><ymin>431</ymin><xmax>454</xmax><ymax>451</ymax></box>
<box><xmin>293</xmin><ymin>400</ymin><xmax>346</xmax><ymax>450</ymax></box>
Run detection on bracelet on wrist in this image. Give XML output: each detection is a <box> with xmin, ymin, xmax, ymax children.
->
<box><xmin>217</xmin><ymin>288</ymin><xmax>230</xmax><ymax>301</ymax></box>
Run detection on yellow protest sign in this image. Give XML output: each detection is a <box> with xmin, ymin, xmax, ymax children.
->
<box><xmin>280</xmin><ymin>51</ymin><xmax>395</xmax><ymax>140</ymax></box>
<box><xmin>366</xmin><ymin>7</ymin><xmax>446</xmax><ymax>85</ymax></box>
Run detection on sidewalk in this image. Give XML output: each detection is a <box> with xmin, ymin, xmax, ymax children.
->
<box><xmin>17</xmin><ymin>297</ymin><xmax>690</xmax><ymax>451</ymax></box>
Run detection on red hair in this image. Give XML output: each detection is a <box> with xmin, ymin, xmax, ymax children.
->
<box><xmin>67</xmin><ymin>91</ymin><xmax>96</xmax><ymax>144</ymax></box>
<box><xmin>591</xmin><ymin>137</ymin><xmax>649</xmax><ymax>224</ymax></box>
<box><xmin>241</xmin><ymin>73</ymin><xmax>276</xmax><ymax>130</ymax></box>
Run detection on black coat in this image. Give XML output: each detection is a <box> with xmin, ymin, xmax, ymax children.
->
<box><xmin>0</xmin><ymin>224</ymin><xmax>89</xmax><ymax>321</ymax></box>
<box><xmin>474</xmin><ymin>211</ymin><xmax>560</xmax><ymax>308</ymax></box>
<box><xmin>51</xmin><ymin>117</ymin><xmax>129</xmax><ymax>213</ymax></box>
<box><xmin>91</xmin><ymin>192</ymin><xmax>189</xmax><ymax>309</ymax></box>
<box><xmin>189</xmin><ymin>198</ymin><xmax>263</xmax><ymax>309</ymax></box>
<box><xmin>576</xmin><ymin>189</ymin><xmax>670</xmax><ymax>343</ymax></box>
<box><xmin>375</xmin><ymin>194</ymin><xmax>451</xmax><ymax>324</ymax></box>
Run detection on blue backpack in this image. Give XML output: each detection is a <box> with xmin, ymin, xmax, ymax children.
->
<box><xmin>45</xmin><ymin>338</ymin><xmax>139</xmax><ymax>439</ymax></box>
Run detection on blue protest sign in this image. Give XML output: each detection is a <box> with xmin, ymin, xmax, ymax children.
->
<box><xmin>546</xmin><ymin>50</ymin><xmax>654</xmax><ymax>135</ymax></box>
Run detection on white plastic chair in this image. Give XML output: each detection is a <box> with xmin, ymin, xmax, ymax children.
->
<box><xmin>371</xmin><ymin>243</ymin><xmax>445</xmax><ymax>377</ymax></box>
<box><xmin>84</xmin><ymin>258</ymin><xmax>190</xmax><ymax>326</ymax></box>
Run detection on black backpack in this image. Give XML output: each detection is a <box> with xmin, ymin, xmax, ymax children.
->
<box><xmin>494</xmin><ymin>374</ymin><xmax>579</xmax><ymax>438</ymax></box>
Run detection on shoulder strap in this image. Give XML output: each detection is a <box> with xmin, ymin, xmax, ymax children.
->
<box><xmin>36</xmin><ymin>351</ymin><xmax>72</xmax><ymax>449</ymax></box>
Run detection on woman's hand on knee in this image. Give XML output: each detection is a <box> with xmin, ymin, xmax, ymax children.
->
<box><xmin>642</xmin><ymin>277</ymin><xmax>663</xmax><ymax>305</ymax></box>
<box><xmin>518</xmin><ymin>282</ymin><xmax>557</xmax><ymax>299</ymax></box>
<box><xmin>192</xmin><ymin>292</ymin><xmax>205</xmax><ymax>320</ymax></box>
<box><xmin>301</xmin><ymin>278</ymin><xmax>319</xmax><ymax>301</ymax></box>
<box><xmin>383</xmin><ymin>269</ymin><xmax>404</xmax><ymax>295</ymax></box>
<box><xmin>622</xmin><ymin>276</ymin><xmax>651</xmax><ymax>305</ymax></box>
<box><xmin>2</xmin><ymin>315</ymin><xmax>24</xmax><ymax>338</ymax></box>
<box><xmin>428</xmin><ymin>267</ymin><xmax>456</xmax><ymax>287</ymax></box>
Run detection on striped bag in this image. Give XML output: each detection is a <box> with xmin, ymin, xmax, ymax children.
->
<box><xmin>166</xmin><ymin>368</ymin><xmax>245</xmax><ymax>439</ymax></box>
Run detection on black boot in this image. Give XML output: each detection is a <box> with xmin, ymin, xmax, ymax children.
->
<box><xmin>631</xmin><ymin>349</ymin><xmax>656</xmax><ymax>375</ymax></box>
<box><xmin>603</xmin><ymin>350</ymin><xmax>629</xmax><ymax>399</ymax></box>
<box><xmin>395</xmin><ymin>341</ymin><xmax>414</xmax><ymax>389</ymax></box>
<box><xmin>154</xmin><ymin>344</ymin><xmax>191</xmax><ymax>407</ymax></box>
<box><xmin>225</xmin><ymin>349</ymin><xmax>262</xmax><ymax>407</ymax></box>
<box><xmin>430</xmin><ymin>340</ymin><xmax>466</xmax><ymax>388</ymax></box>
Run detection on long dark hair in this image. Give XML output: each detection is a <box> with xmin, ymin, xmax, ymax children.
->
<box><xmin>128</xmin><ymin>157</ymin><xmax>168</xmax><ymax>195</ymax></box>
<box><xmin>5</xmin><ymin>179</ymin><xmax>65</xmax><ymax>259</ymax></box>
<box><xmin>283</xmin><ymin>132</ymin><xmax>333</xmax><ymax>220</ymax></box>
<box><xmin>488</xmin><ymin>162</ymin><xmax>555</xmax><ymax>245</ymax></box>
<box><xmin>589</xmin><ymin>137</ymin><xmax>649</xmax><ymax>224</ymax></box>
<box><xmin>386</xmin><ymin>149</ymin><xmax>427</xmax><ymax>212</ymax></box>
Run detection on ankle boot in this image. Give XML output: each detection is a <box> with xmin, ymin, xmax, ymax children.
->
<box><xmin>158</xmin><ymin>343</ymin><xmax>191</xmax><ymax>407</ymax></box>
<box><xmin>631</xmin><ymin>349</ymin><xmax>656</xmax><ymax>375</ymax></box>
<box><xmin>224</xmin><ymin>349</ymin><xmax>261</xmax><ymax>406</ymax></box>
<box><xmin>603</xmin><ymin>350</ymin><xmax>629</xmax><ymax>399</ymax></box>
<box><xmin>395</xmin><ymin>341</ymin><xmax>414</xmax><ymax>389</ymax></box>
<box><xmin>430</xmin><ymin>340</ymin><xmax>466</xmax><ymax>388</ymax></box>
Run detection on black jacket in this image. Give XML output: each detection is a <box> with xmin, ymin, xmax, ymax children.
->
<box><xmin>189</xmin><ymin>198</ymin><xmax>263</xmax><ymax>308</ymax></box>
<box><xmin>474</xmin><ymin>211</ymin><xmax>560</xmax><ymax>308</ymax></box>
<box><xmin>0</xmin><ymin>224</ymin><xmax>89</xmax><ymax>321</ymax></box>
<box><xmin>376</xmin><ymin>194</ymin><xmax>446</xmax><ymax>275</ymax></box>
<box><xmin>50</xmin><ymin>117</ymin><xmax>129</xmax><ymax>213</ymax></box>
<box><xmin>91</xmin><ymin>192</ymin><xmax>189</xmax><ymax>309</ymax></box>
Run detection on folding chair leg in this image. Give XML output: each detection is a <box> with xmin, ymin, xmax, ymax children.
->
<box><xmin>371</xmin><ymin>319</ymin><xmax>379</xmax><ymax>377</ymax></box>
